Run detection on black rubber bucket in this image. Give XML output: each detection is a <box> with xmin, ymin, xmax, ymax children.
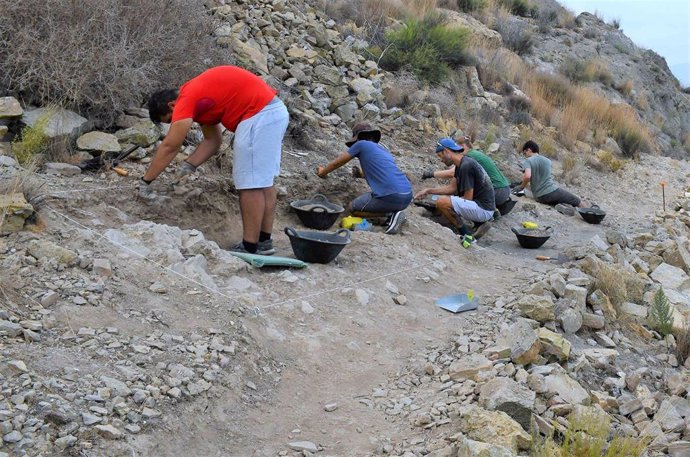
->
<box><xmin>290</xmin><ymin>194</ymin><xmax>344</xmax><ymax>230</ymax></box>
<box><xmin>285</xmin><ymin>227</ymin><xmax>351</xmax><ymax>264</ymax></box>
<box><xmin>577</xmin><ymin>205</ymin><xmax>606</xmax><ymax>224</ymax></box>
<box><xmin>511</xmin><ymin>226</ymin><xmax>553</xmax><ymax>249</ymax></box>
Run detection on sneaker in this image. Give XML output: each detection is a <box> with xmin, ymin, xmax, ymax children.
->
<box><xmin>385</xmin><ymin>211</ymin><xmax>407</xmax><ymax>235</ymax></box>
<box><xmin>257</xmin><ymin>239</ymin><xmax>276</xmax><ymax>256</ymax></box>
<box><xmin>472</xmin><ymin>221</ymin><xmax>492</xmax><ymax>240</ymax></box>
<box><xmin>460</xmin><ymin>234</ymin><xmax>475</xmax><ymax>248</ymax></box>
<box><xmin>555</xmin><ymin>203</ymin><xmax>576</xmax><ymax>216</ymax></box>
<box><xmin>230</xmin><ymin>242</ymin><xmax>251</xmax><ymax>254</ymax></box>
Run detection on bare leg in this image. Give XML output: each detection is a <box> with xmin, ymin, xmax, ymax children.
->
<box><xmin>239</xmin><ymin>188</ymin><xmax>266</xmax><ymax>244</ymax></box>
<box><xmin>260</xmin><ymin>186</ymin><xmax>277</xmax><ymax>234</ymax></box>
<box><xmin>435</xmin><ymin>197</ymin><xmax>462</xmax><ymax>230</ymax></box>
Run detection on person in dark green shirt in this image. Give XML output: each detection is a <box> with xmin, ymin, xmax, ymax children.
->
<box><xmin>421</xmin><ymin>136</ymin><xmax>515</xmax><ymax>215</ymax></box>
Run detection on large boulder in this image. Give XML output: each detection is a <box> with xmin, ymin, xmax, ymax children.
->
<box><xmin>479</xmin><ymin>377</ymin><xmax>536</xmax><ymax>430</ymax></box>
<box><xmin>231</xmin><ymin>38</ymin><xmax>269</xmax><ymax>74</ymax></box>
<box><xmin>0</xmin><ymin>97</ymin><xmax>23</xmax><ymax>119</ymax></box>
<box><xmin>455</xmin><ymin>406</ymin><xmax>532</xmax><ymax>452</ymax></box>
<box><xmin>494</xmin><ymin>320</ymin><xmax>541</xmax><ymax>365</ymax></box>
<box><xmin>77</xmin><ymin>131</ymin><xmax>121</xmax><ymax>153</ymax></box>
<box><xmin>115</xmin><ymin>120</ymin><xmax>160</xmax><ymax>147</ymax></box>
<box><xmin>516</xmin><ymin>295</ymin><xmax>555</xmax><ymax>322</ymax></box>
<box><xmin>538</xmin><ymin>328</ymin><xmax>571</xmax><ymax>361</ymax></box>
<box><xmin>449</xmin><ymin>353</ymin><xmax>493</xmax><ymax>381</ymax></box>
<box><xmin>22</xmin><ymin>107</ymin><xmax>88</xmax><ymax>139</ymax></box>
<box><xmin>456</xmin><ymin>435</ymin><xmax>516</xmax><ymax>457</ymax></box>
<box><xmin>0</xmin><ymin>192</ymin><xmax>34</xmax><ymax>235</ymax></box>
<box><xmin>27</xmin><ymin>239</ymin><xmax>77</xmax><ymax>265</ymax></box>
<box><xmin>544</xmin><ymin>372</ymin><xmax>590</xmax><ymax>405</ymax></box>
<box><xmin>651</xmin><ymin>263</ymin><xmax>690</xmax><ymax>290</ymax></box>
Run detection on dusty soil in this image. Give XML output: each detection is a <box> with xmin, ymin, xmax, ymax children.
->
<box><xmin>5</xmin><ymin>148</ymin><xmax>689</xmax><ymax>456</ymax></box>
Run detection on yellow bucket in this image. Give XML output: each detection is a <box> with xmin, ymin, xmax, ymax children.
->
<box><xmin>341</xmin><ymin>216</ymin><xmax>364</xmax><ymax>230</ymax></box>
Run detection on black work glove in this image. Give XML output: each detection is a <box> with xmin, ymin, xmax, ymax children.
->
<box><xmin>421</xmin><ymin>170</ymin><xmax>434</xmax><ymax>180</ymax></box>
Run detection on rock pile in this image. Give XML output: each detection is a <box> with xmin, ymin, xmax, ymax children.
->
<box><xmin>364</xmin><ymin>196</ymin><xmax>690</xmax><ymax>456</ymax></box>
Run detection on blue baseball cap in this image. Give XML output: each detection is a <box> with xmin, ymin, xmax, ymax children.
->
<box><xmin>435</xmin><ymin>138</ymin><xmax>464</xmax><ymax>153</ymax></box>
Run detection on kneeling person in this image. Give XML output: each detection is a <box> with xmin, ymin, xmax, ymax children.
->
<box><xmin>416</xmin><ymin>138</ymin><xmax>495</xmax><ymax>245</ymax></box>
<box><xmin>317</xmin><ymin>123</ymin><xmax>412</xmax><ymax>234</ymax></box>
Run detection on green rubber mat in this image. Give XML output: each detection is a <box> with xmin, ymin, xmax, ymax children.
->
<box><xmin>230</xmin><ymin>252</ymin><xmax>307</xmax><ymax>268</ymax></box>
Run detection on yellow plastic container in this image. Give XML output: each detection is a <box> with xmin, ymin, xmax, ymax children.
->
<box><xmin>522</xmin><ymin>221</ymin><xmax>538</xmax><ymax>229</ymax></box>
<box><xmin>341</xmin><ymin>216</ymin><xmax>364</xmax><ymax>230</ymax></box>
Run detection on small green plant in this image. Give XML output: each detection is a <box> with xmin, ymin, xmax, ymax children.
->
<box><xmin>649</xmin><ymin>287</ymin><xmax>674</xmax><ymax>336</ymax></box>
<box><xmin>377</xmin><ymin>15</ymin><xmax>473</xmax><ymax>84</ymax></box>
<box><xmin>12</xmin><ymin>113</ymin><xmax>50</xmax><ymax>165</ymax></box>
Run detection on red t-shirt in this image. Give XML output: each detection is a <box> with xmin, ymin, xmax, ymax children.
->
<box><xmin>171</xmin><ymin>66</ymin><xmax>277</xmax><ymax>132</ymax></box>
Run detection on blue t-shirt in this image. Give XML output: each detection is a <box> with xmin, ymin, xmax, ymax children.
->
<box><xmin>347</xmin><ymin>141</ymin><xmax>412</xmax><ymax>197</ymax></box>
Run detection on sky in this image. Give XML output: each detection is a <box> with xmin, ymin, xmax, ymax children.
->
<box><xmin>558</xmin><ymin>0</ymin><xmax>690</xmax><ymax>86</ymax></box>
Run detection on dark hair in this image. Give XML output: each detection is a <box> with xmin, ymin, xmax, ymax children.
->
<box><xmin>147</xmin><ymin>89</ymin><xmax>178</xmax><ymax>122</ymax></box>
<box><xmin>522</xmin><ymin>140</ymin><xmax>539</xmax><ymax>153</ymax></box>
<box><xmin>357</xmin><ymin>131</ymin><xmax>380</xmax><ymax>143</ymax></box>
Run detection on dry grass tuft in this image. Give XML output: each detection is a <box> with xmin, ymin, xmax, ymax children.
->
<box><xmin>595</xmin><ymin>150</ymin><xmax>625</xmax><ymax>172</ymax></box>
<box><xmin>596</xmin><ymin>265</ymin><xmax>627</xmax><ymax>308</ymax></box>
<box><xmin>674</xmin><ymin>319</ymin><xmax>690</xmax><ymax>365</ymax></box>
<box><xmin>618</xmin><ymin>79</ymin><xmax>634</xmax><ymax>96</ymax></box>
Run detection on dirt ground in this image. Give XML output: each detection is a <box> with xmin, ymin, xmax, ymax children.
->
<box><xmin>4</xmin><ymin>147</ymin><xmax>689</xmax><ymax>456</ymax></box>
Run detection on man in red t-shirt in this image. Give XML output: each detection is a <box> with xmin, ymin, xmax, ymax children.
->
<box><xmin>139</xmin><ymin>66</ymin><xmax>289</xmax><ymax>255</ymax></box>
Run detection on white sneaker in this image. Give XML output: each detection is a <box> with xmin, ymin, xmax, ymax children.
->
<box><xmin>385</xmin><ymin>211</ymin><xmax>407</xmax><ymax>235</ymax></box>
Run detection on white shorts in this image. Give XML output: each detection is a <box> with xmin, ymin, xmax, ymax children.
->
<box><xmin>232</xmin><ymin>98</ymin><xmax>289</xmax><ymax>190</ymax></box>
<box><xmin>450</xmin><ymin>196</ymin><xmax>494</xmax><ymax>223</ymax></box>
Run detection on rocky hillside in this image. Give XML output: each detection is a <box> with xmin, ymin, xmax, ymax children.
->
<box><xmin>1</xmin><ymin>0</ymin><xmax>690</xmax><ymax>456</ymax></box>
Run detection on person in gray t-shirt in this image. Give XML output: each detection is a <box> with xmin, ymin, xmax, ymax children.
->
<box><xmin>515</xmin><ymin>141</ymin><xmax>586</xmax><ymax>210</ymax></box>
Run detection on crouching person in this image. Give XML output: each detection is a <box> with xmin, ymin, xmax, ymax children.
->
<box><xmin>415</xmin><ymin>138</ymin><xmax>495</xmax><ymax>247</ymax></box>
<box><xmin>317</xmin><ymin>123</ymin><xmax>412</xmax><ymax>234</ymax></box>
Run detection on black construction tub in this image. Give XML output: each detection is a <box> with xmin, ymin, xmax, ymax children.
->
<box><xmin>290</xmin><ymin>194</ymin><xmax>344</xmax><ymax>230</ymax></box>
<box><xmin>284</xmin><ymin>226</ymin><xmax>351</xmax><ymax>264</ymax></box>
<box><xmin>511</xmin><ymin>226</ymin><xmax>553</xmax><ymax>249</ymax></box>
<box><xmin>577</xmin><ymin>205</ymin><xmax>606</xmax><ymax>224</ymax></box>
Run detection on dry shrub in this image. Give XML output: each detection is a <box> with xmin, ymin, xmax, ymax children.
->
<box><xmin>408</xmin><ymin>0</ymin><xmax>439</xmax><ymax>17</ymax></box>
<box><xmin>607</xmin><ymin>104</ymin><xmax>652</xmax><ymax>157</ymax></box>
<box><xmin>596</xmin><ymin>265</ymin><xmax>627</xmax><ymax>308</ymax></box>
<box><xmin>559</xmin><ymin>151</ymin><xmax>582</xmax><ymax>184</ymax></box>
<box><xmin>493</xmin><ymin>11</ymin><xmax>534</xmax><ymax>55</ymax></box>
<box><xmin>595</xmin><ymin>150</ymin><xmax>625</xmax><ymax>172</ymax></box>
<box><xmin>559</xmin><ymin>105</ymin><xmax>589</xmax><ymax>147</ymax></box>
<box><xmin>383</xmin><ymin>72</ymin><xmax>420</xmax><ymax>108</ymax></box>
<box><xmin>557</xmin><ymin>8</ymin><xmax>577</xmax><ymax>29</ymax></box>
<box><xmin>0</xmin><ymin>0</ymin><xmax>223</xmax><ymax>127</ymax></box>
<box><xmin>636</xmin><ymin>92</ymin><xmax>650</xmax><ymax>111</ymax></box>
<box><xmin>560</xmin><ymin>58</ymin><xmax>613</xmax><ymax>85</ymax></box>
<box><xmin>618</xmin><ymin>79</ymin><xmax>634</xmax><ymax>96</ymax></box>
<box><xmin>675</xmin><ymin>320</ymin><xmax>690</xmax><ymax>365</ymax></box>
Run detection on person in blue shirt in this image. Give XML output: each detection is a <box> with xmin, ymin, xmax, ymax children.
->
<box><xmin>317</xmin><ymin>123</ymin><xmax>412</xmax><ymax>234</ymax></box>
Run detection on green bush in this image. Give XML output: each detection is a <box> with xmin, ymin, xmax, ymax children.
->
<box><xmin>500</xmin><ymin>0</ymin><xmax>535</xmax><ymax>17</ymax></box>
<box><xmin>456</xmin><ymin>0</ymin><xmax>486</xmax><ymax>12</ymax></box>
<box><xmin>12</xmin><ymin>112</ymin><xmax>51</xmax><ymax>165</ymax></box>
<box><xmin>613</xmin><ymin>126</ymin><xmax>650</xmax><ymax>158</ymax></box>
<box><xmin>560</xmin><ymin>58</ymin><xmax>612</xmax><ymax>85</ymax></box>
<box><xmin>649</xmin><ymin>288</ymin><xmax>674</xmax><ymax>336</ymax></box>
<box><xmin>378</xmin><ymin>15</ymin><xmax>473</xmax><ymax>84</ymax></box>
